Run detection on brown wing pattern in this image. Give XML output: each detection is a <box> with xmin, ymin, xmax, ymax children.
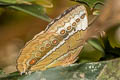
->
<box><xmin>17</xmin><ymin>5</ymin><xmax>88</xmax><ymax>73</ymax></box>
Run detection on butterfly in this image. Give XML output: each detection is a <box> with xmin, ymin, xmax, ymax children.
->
<box><xmin>17</xmin><ymin>5</ymin><xmax>88</xmax><ymax>74</ymax></box>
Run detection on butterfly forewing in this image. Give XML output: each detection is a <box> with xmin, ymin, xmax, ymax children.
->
<box><xmin>17</xmin><ymin>5</ymin><xmax>88</xmax><ymax>73</ymax></box>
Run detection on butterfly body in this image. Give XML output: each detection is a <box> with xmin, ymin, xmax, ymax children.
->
<box><xmin>17</xmin><ymin>5</ymin><xmax>88</xmax><ymax>73</ymax></box>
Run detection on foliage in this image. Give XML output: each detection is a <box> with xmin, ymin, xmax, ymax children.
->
<box><xmin>0</xmin><ymin>0</ymin><xmax>120</xmax><ymax>80</ymax></box>
<box><xmin>107</xmin><ymin>26</ymin><xmax>120</xmax><ymax>48</ymax></box>
<box><xmin>1</xmin><ymin>58</ymin><xmax>120</xmax><ymax>80</ymax></box>
<box><xmin>10</xmin><ymin>5</ymin><xmax>51</xmax><ymax>22</ymax></box>
<box><xmin>72</xmin><ymin>0</ymin><xmax>104</xmax><ymax>9</ymax></box>
<box><xmin>0</xmin><ymin>0</ymin><xmax>52</xmax><ymax>22</ymax></box>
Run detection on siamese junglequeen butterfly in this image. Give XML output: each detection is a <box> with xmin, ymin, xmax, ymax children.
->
<box><xmin>17</xmin><ymin>5</ymin><xmax>88</xmax><ymax>74</ymax></box>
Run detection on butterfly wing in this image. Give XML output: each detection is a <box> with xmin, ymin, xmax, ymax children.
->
<box><xmin>17</xmin><ymin>32</ymin><xmax>58</xmax><ymax>73</ymax></box>
<box><xmin>17</xmin><ymin>5</ymin><xmax>88</xmax><ymax>73</ymax></box>
<box><xmin>29</xmin><ymin>5</ymin><xmax>88</xmax><ymax>72</ymax></box>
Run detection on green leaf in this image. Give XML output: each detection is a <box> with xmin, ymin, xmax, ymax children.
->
<box><xmin>107</xmin><ymin>26</ymin><xmax>120</xmax><ymax>48</ymax></box>
<box><xmin>88</xmin><ymin>38</ymin><xmax>105</xmax><ymax>53</ymax></box>
<box><xmin>35</xmin><ymin>0</ymin><xmax>53</xmax><ymax>8</ymax></box>
<box><xmin>78</xmin><ymin>42</ymin><xmax>104</xmax><ymax>63</ymax></box>
<box><xmin>0</xmin><ymin>62</ymin><xmax>105</xmax><ymax>80</ymax></box>
<box><xmin>2</xmin><ymin>58</ymin><xmax>120</xmax><ymax>80</ymax></box>
<box><xmin>97</xmin><ymin>58</ymin><xmax>120</xmax><ymax>80</ymax></box>
<box><xmin>72</xmin><ymin>0</ymin><xmax>105</xmax><ymax>9</ymax></box>
<box><xmin>0</xmin><ymin>0</ymin><xmax>34</xmax><ymax>4</ymax></box>
<box><xmin>0</xmin><ymin>0</ymin><xmax>18</xmax><ymax>4</ymax></box>
<box><xmin>9</xmin><ymin>4</ymin><xmax>51</xmax><ymax>22</ymax></box>
<box><xmin>0</xmin><ymin>1</ymin><xmax>51</xmax><ymax>22</ymax></box>
<box><xmin>0</xmin><ymin>68</ymin><xmax>5</xmax><ymax>75</ymax></box>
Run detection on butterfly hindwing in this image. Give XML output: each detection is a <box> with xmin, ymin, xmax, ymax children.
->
<box><xmin>17</xmin><ymin>5</ymin><xmax>88</xmax><ymax>73</ymax></box>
